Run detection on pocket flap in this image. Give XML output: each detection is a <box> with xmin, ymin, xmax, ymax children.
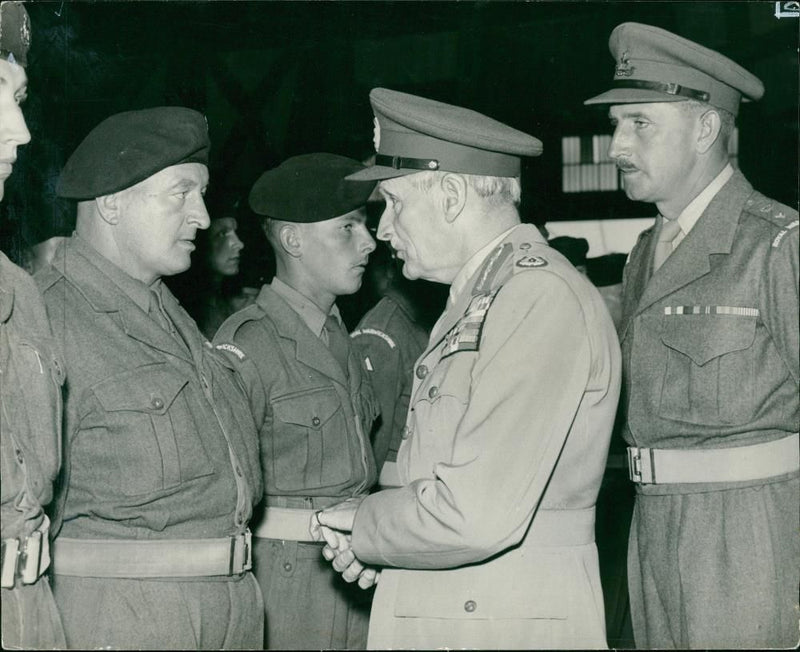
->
<box><xmin>272</xmin><ymin>387</ymin><xmax>341</xmax><ymax>429</ymax></box>
<box><xmin>93</xmin><ymin>364</ymin><xmax>189</xmax><ymax>415</ymax></box>
<box><xmin>394</xmin><ymin>553</ymin><xmax>568</xmax><ymax>620</ymax></box>
<box><xmin>661</xmin><ymin>316</ymin><xmax>756</xmax><ymax>366</ymax></box>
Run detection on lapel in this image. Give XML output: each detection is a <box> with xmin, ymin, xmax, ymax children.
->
<box><xmin>54</xmin><ymin>240</ymin><xmax>193</xmax><ymax>363</ymax></box>
<box><xmin>633</xmin><ymin>171</ymin><xmax>752</xmax><ymax>316</ymax></box>
<box><xmin>256</xmin><ymin>286</ymin><xmax>348</xmax><ymax>385</ymax></box>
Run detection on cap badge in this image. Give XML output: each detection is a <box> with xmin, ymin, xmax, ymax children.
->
<box><xmin>373</xmin><ymin>117</ymin><xmax>381</xmax><ymax>152</ymax></box>
<box><xmin>615</xmin><ymin>50</ymin><xmax>635</xmax><ymax>77</ymax></box>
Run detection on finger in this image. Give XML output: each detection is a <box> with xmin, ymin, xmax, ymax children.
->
<box><xmin>322</xmin><ymin>545</ymin><xmax>336</xmax><ymax>561</ymax></box>
<box><xmin>318</xmin><ymin>525</ymin><xmax>341</xmax><ymax>550</ymax></box>
<box><xmin>332</xmin><ymin>548</ymin><xmax>356</xmax><ymax>573</ymax></box>
<box><xmin>308</xmin><ymin>511</ymin><xmax>323</xmax><ymax>541</ymax></box>
<box><xmin>342</xmin><ymin>559</ymin><xmax>364</xmax><ymax>583</ymax></box>
<box><xmin>357</xmin><ymin>567</ymin><xmax>377</xmax><ymax>589</ymax></box>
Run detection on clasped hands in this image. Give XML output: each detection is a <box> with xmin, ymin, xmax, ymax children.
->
<box><xmin>309</xmin><ymin>496</ymin><xmax>380</xmax><ymax>590</ymax></box>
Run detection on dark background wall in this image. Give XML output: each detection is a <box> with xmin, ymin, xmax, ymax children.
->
<box><xmin>2</xmin><ymin>0</ymin><xmax>798</xmax><ymax>258</ymax></box>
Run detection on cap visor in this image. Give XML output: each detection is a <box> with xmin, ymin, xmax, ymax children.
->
<box><xmin>584</xmin><ymin>88</ymin><xmax>689</xmax><ymax>106</ymax></box>
<box><xmin>346</xmin><ymin>165</ymin><xmax>420</xmax><ymax>182</ymax></box>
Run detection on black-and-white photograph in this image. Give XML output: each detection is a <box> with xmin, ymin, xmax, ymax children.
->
<box><xmin>1</xmin><ymin>0</ymin><xmax>798</xmax><ymax>649</ymax></box>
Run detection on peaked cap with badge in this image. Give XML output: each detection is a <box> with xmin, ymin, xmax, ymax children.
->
<box><xmin>0</xmin><ymin>0</ymin><xmax>30</xmax><ymax>67</ymax></box>
<box><xmin>348</xmin><ymin>88</ymin><xmax>543</xmax><ymax>182</ymax></box>
<box><xmin>584</xmin><ymin>22</ymin><xmax>764</xmax><ymax>115</ymax></box>
<box><xmin>249</xmin><ymin>152</ymin><xmax>376</xmax><ymax>223</ymax></box>
<box><xmin>57</xmin><ymin>107</ymin><xmax>210</xmax><ymax>200</ymax></box>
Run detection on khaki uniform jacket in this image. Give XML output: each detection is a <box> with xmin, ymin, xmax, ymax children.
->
<box><xmin>351</xmin><ymin>295</ymin><xmax>429</xmax><ymax>475</ymax></box>
<box><xmin>37</xmin><ymin>238</ymin><xmax>262</xmax><ymax>540</ymax></box>
<box><xmin>351</xmin><ymin>224</ymin><xmax>622</xmax><ymax>649</ymax></box>
<box><xmin>1</xmin><ymin>252</ymin><xmax>66</xmax><ymax>649</ymax></box>
<box><xmin>620</xmin><ymin>171</ymin><xmax>800</xmax><ymax>648</ymax></box>
<box><xmin>214</xmin><ymin>284</ymin><xmax>378</xmax><ymax>500</ymax></box>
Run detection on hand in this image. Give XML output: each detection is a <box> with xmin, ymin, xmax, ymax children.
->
<box><xmin>316</xmin><ymin>496</ymin><xmax>365</xmax><ymax>533</ymax></box>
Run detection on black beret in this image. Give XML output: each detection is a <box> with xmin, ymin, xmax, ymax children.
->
<box><xmin>0</xmin><ymin>1</ymin><xmax>30</xmax><ymax>67</ymax></box>
<box><xmin>57</xmin><ymin>107</ymin><xmax>210</xmax><ymax>200</ymax></box>
<box><xmin>249</xmin><ymin>153</ymin><xmax>376</xmax><ymax>223</ymax></box>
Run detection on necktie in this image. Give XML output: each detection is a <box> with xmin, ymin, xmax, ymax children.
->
<box><xmin>324</xmin><ymin>314</ymin><xmax>351</xmax><ymax>377</ymax></box>
<box><xmin>653</xmin><ymin>218</ymin><xmax>683</xmax><ymax>273</ymax></box>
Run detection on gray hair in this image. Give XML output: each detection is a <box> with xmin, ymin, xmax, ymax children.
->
<box><xmin>680</xmin><ymin>100</ymin><xmax>736</xmax><ymax>153</ymax></box>
<box><xmin>408</xmin><ymin>171</ymin><xmax>522</xmax><ymax>208</ymax></box>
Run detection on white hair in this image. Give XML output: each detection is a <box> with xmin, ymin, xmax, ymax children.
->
<box><xmin>407</xmin><ymin>171</ymin><xmax>522</xmax><ymax>208</ymax></box>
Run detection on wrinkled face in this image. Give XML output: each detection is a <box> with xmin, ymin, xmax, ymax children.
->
<box><xmin>608</xmin><ymin>102</ymin><xmax>699</xmax><ymax>209</ymax></box>
<box><xmin>113</xmin><ymin>162</ymin><xmax>210</xmax><ymax>284</ymax></box>
<box><xmin>0</xmin><ymin>58</ymin><xmax>30</xmax><ymax>202</ymax></box>
<box><xmin>208</xmin><ymin>216</ymin><xmax>244</xmax><ymax>276</ymax></box>
<box><xmin>377</xmin><ymin>175</ymin><xmax>450</xmax><ymax>283</ymax></box>
<box><xmin>295</xmin><ymin>208</ymin><xmax>376</xmax><ymax>308</ymax></box>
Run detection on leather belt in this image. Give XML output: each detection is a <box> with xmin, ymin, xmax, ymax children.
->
<box><xmin>627</xmin><ymin>433</ymin><xmax>800</xmax><ymax>485</ymax></box>
<box><xmin>52</xmin><ymin>530</ymin><xmax>252</xmax><ymax>578</ymax></box>
<box><xmin>252</xmin><ymin>507</ymin><xmax>318</xmax><ymax>542</ymax></box>
<box><xmin>1</xmin><ymin>516</ymin><xmax>51</xmax><ymax>589</ymax></box>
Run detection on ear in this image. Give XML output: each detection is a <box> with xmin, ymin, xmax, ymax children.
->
<box><xmin>279</xmin><ymin>223</ymin><xmax>303</xmax><ymax>258</ymax></box>
<box><xmin>439</xmin><ymin>173</ymin><xmax>468</xmax><ymax>224</ymax></box>
<box><xmin>95</xmin><ymin>193</ymin><xmax>121</xmax><ymax>225</ymax></box>
<box><xmin>696</xmin><ymin>108</ymin><xmax>722</xmax><ymax>155</ymax></box>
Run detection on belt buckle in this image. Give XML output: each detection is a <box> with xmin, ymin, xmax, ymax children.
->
<box><xmin>1</xmin><ymin>539</ymin><xmax>20</xmax><ymax>588</ymax></box>
<box><xmin>627</xmin><ymin>446</ymin><xmax>654</xmax><ymax>484</ymax></box>
<box><xmin>229</xmin><ymin>530</ymin><xmax>252</xmax><ymax>576</ymax></box>
<box><xmin>20</xmin><ymin>530</ymin><xmax>43</xmax><ymax>585</ymax></box>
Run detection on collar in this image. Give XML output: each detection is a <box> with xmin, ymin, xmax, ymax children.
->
<box><xmin>0</xmin><ymin>252</ymin><xmax>17</xmax><ymax>323</ymax></box>
<box><xmin>676</xmin><ymin>163</ymin><xmax>734</xmax><ymax>237</ymax></box>
<box><xmin>270</xmin><ymin>276</ymin><xmax>342</xmax><ymax>338</ymax></box>
<box><xmin>447</xmin><ymin>225</ymin><xmax>517</xmax><ymax>305</ymax></box>
<box><xmin>71</xmin><ymin>235</ymin><xmax>153</xmax><ymax>314</ymax></box>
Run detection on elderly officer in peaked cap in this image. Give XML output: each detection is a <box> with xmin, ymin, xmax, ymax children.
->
<box><xmin>0</xmin><ymin>2</ymin><xmax>67</xmax><ymax>648</ymax></box>
<box><xmin>314</xmin><ymin>88</ymin><xmax>621</xmax><ymax>649</ymax></box>
<box><xmin>213</xmin><ymin>153</ymin><xmax>379</xmax><ymax>650</ymax></box>
<box><xmin>36</xmin><ymin>107</ymin><xmax>264</xmax><ymax>649</ymax></box>
<box><xmin>585</xmin><ymin>22</ymin><xmax>800</xmax><ymax>649</ymax></box>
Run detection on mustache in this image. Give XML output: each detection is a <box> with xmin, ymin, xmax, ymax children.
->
<box><xmin>615</xmin><ymin>158</ymin><xmax>638</xmax><ymax>172</ymax></box>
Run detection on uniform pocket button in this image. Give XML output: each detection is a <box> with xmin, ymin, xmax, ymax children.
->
<box><xmin>428</xmin><ymin>386</ymin><xmax>438</xmax><ymax>399</ymax></box>
<box><xmin>464</xmin><ymin>600</ymin><xmax>477</xmax><ymax>613</ymax></box>
<box><xmin>401</xmin><ymin>426</ymin><xmax>412</xmax><ymax>440</ymax></box>
<box><xmin>283</xmin><ymin>562</ymin><xmax>293</xmax><ymax>572</ymax></box>
<box><xmin>415</xmin><ymin>365</ymin><xmax>428</xmax><ymax>379</ymax></box>
<box><xmin>311</xmin><ymin>416</ymin><xmax>321</xmax><ymax>427</ymax></box>
<box><xmin>151</xmin><ymin>397</ymin><xmax>164</xmax><ymax>410</ymax></box>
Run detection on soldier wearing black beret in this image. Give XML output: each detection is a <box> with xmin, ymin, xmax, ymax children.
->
<box><xmin>0</xmin><ymin>2</ymin><xmax>67</xmax><ymax>648</ymax></box>
<box><xmin>314</xmin><ymin>89</ymin><xmax>621</xmax><ymax>650</ymax></box>
<box><xmin>37</xmin><ymin>107</ymin><xmax>265</xmax><ymax>649</ymax></box>
<box><xmin>585</xmin><ymin>22</ymin><xmax>799</xmax><ymax>648</ymax></box>
<box><xmin>213</xmin><ymin>153</ymin><xmax>379</xmax><ymax>650</ymax></box>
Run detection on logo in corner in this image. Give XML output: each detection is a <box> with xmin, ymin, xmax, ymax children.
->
<box><xmin>775</xmin><ymin>1</ymin><xmax>800</xmax><ymax>18</ymax></box>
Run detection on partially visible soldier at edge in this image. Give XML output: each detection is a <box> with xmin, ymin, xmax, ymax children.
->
<box><xmin>0</xmin><ymin>2</ymin><xmax>67</xmax><ymax>647</ymax></box>
<box><xmin>37</xmin><ymin>107</ymin><xmax>264</xmax><ymax>649</ymax></box>
<box><xmin>213</xmin><ymin>153</ymin><xmax>379</xmax><ymax>650</ymax></box>
<box><xmin>585</xmin><ymin>22</ymin><xmax>799</xmax><ymax>649</ymax></box>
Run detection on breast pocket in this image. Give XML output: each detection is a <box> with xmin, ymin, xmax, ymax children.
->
<box><xmin>91</xmin><ymin>364</ymin><xmax>214</xmax><ymax>496</ymax></box>
<box><xmin>659</xmin><ymin>314</ymin><xmax>757</xmax><ymax>425</ymax></box>
<box><xmin>270</xmin><ymin>387</ymin><xmax>353</xmax><ymax>491</ymax></box>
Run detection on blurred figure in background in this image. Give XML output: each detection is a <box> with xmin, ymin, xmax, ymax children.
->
<box><xmin>0</xmin><ymin>2</ymin><xmax>67</xmax><ymax>647</ymax></box>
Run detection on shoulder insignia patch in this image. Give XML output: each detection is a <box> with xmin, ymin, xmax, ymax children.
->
<box><xmin>516</xmin><ymin>255</ymin><xmax>548</xmax><ymax>268</ymax></box>
<box><xmin>350</xmin><ymin>327</ymin><xmax>396</xmax><ymax>349</ymax></box>
<box><xmin>441</xmin><ymin>291</ymin><xmax>498</xmax><ymax>359</ymax></box>
<box><xmin>772</xmin><ymin>220</ymin><xmax>799</xmax><ymax>249</ymax></box>
<box><xmin>215</xmin><ymin>343</ymin><xmax>246</xmax><ymax>361</ymax></box>
<box><xmin>745</xmin><ymin>192</ymin><xmax>798</xmax><ymax>227</ymax></box>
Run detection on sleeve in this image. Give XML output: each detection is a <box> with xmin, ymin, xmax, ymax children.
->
<box><xmin>351</xmin><ymin>271</ymin><xmax>596</xmax><ymax>569</ymax></box>
<box><xmin>764</xmin><ymin>225</ymin><xmax>799</xmax><ymax>385</ymax></box>
<box><xmin>351</xmin><ymin>329</ymin><xmax>403</xmax><ymax>470</ymax></box>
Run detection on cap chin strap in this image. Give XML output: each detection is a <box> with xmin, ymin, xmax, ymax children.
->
<box><xmin>375</xmin><ymin>154</ymin><xmax>440</xmax><ymax>171</ymax></box>
<box><xmin>613</xmin><ymin>79</ymin><xmax>710</xmax><ymax>102</ymax></box>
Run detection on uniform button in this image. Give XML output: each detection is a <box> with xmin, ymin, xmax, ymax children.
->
<box><xmin>15</xmin><ymin>448</ymin><xmax>24</xmax><ymax>464</ymax></box>
<box><xmin>401</xmin><ymin>426</ymin><xmax>412</xmax><ymax>440</ymax></box>
<box><xmin>311</xmin><ymin>416</ymin><xmax>321</xmax><ymax>427</ymax></box>
<box><xmin>151</xmin><ymin>397</ymin><xmax>164</xmax><ymax>410</ymax></box>
<box><xmin>464</xmin><ymin>600</ymin><xmax>477</xmax><ymax>613</ymax></box>
<box><xmin>283</xmin><ymin>562</ymin><xmax>293</xmax><ymax>572</ymax></box>
<box><xmin>428</xmin><ymin>386</ymin><xmax>439</xmax><ymax>399</ymax></box>
<box><xmin>520</xmin><ymin>242</ymin><xmax>531</xmax><ymax>250</ymax></box>
<box><xmin>415</xmin><ymin>365</ymin><xmax>428</xmax><ymax>379</ymax></box>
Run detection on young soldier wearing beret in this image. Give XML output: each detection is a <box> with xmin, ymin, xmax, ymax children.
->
<box><xmin>213</xmin><ymin>153</ymin><xmax>379</xmax><ymax>650</ymax></box>
<box><xmin>585</xmin><ymin>22</ymin><xmax>799</xmax><ymax>649</ymax></box>
<box><xmin>0</xmin><ymin>2</ymin><xmax>67</xmax><ymax>647</ymax></box>
<box><xmin>37</xmin><ymin>107</ymin><xmax>264</xmax><ymax>649</ymax></box>
<box><xmin>315</xmin><ymin>88</ymin><xmax>621</xmax><ymax>649</ymax></box>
